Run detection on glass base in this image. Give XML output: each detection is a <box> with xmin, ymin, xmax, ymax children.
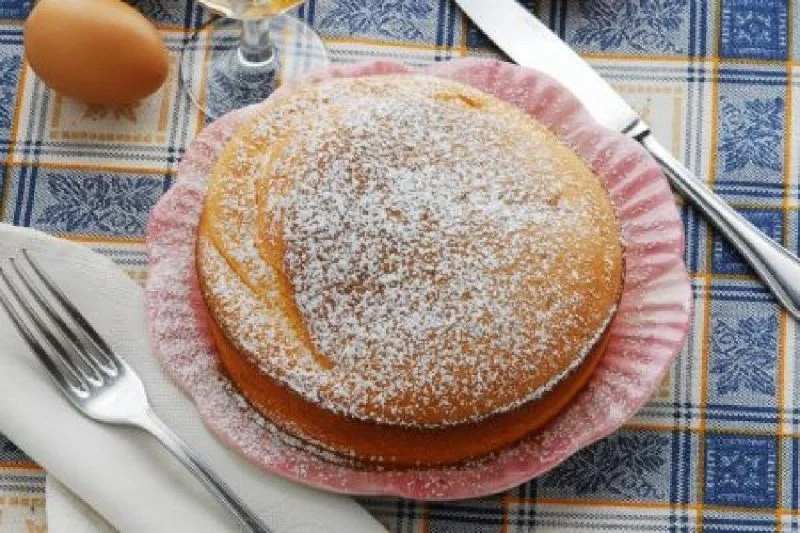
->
<box><xmin>181</xmin><ymin>14</ymin><xmax>329</xmax><ymax>120</ymax></box>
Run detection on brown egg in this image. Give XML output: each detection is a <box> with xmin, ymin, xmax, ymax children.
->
<box><xmin>24</xmin><ymin>0</ymin><xmax>169</xmax><ymax>105</ymax></box>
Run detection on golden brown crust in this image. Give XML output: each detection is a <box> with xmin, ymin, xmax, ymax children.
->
<box><xmin>197</xmin><ymin>75</ymin><xmax>624</xmax><ymax>465</ymax></box>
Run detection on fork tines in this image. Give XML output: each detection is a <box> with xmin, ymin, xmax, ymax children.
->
<box><xmin>0</xmin><ymin>249</ymin><xmax>118</xmax><ymax>398</ymax></box>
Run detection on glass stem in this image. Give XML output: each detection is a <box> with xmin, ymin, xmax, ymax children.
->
<box><xmin>238</xmin><ymin>17</ymin><xmax>276</xmax><ymax>67</ymax></box>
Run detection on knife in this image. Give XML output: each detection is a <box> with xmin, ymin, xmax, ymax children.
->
<box><xmin>456</xmin><ymin>0</ymin><xmax>800</xmax><ymax>320</ymax></box>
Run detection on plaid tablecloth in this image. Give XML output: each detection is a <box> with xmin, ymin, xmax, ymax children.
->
<box><xmin>1</xmin><ymin>0</ymin><xmax>797</xmax><ymax>531</ymax></box>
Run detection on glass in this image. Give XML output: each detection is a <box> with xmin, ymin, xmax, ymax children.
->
<box><xmin>181</xmin><ymin>0</ymin><xmax>328</xmax><ymax>119</ymax></box>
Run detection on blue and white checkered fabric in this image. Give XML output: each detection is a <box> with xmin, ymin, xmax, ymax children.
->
<box><xmin>2</xmin><ymin>1</ymin><xmax>799</xmax><ymax>531</ymax></box>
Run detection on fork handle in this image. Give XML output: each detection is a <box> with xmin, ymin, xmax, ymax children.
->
<box><xmin>639</xmin><ymin>133</ymin><xmax>800</xmax><ymax>320</ymax></box>
<box><xmin>135</xmin><ymin>408</ymin><xmax>272</xmax><ymax>533</ymax></box>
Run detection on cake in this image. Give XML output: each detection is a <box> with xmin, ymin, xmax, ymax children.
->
<box><xmin>196</xmin><ymin>74</ymin><xmax>624</xmax><ymax>468</ymax></box>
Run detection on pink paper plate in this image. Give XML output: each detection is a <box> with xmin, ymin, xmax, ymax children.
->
<box><xmin>145</xmin><ymin>59</ymin><xmax>691</xmax><ymax>500</ymax></box>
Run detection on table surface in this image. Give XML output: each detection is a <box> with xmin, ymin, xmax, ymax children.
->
<box><xmin>1</xmin><ymin>0</ymin><xmax>798</xmax><ymax>531</ymax></box>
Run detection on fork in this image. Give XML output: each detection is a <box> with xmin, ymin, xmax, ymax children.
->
<box><xmin>0</xmin><ymin>249</ymin><xmax>271</xmax><ymax>533</ymax></box>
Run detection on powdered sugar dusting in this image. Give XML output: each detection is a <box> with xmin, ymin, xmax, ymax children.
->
<box><xmin>145</xmin><ymin>59</ymin><xmax>691</xmax><ymax>499</ymax></box>
<box><xmin>200</xmin><ymin>75</ymin><xmax>623</xmax><ymax>427</ymax></box>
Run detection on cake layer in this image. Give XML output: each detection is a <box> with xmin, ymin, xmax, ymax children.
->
<box><xmin>203</xmin><ymin>270</ymin><xmax>612</xmax><ymax>467</ymax></box>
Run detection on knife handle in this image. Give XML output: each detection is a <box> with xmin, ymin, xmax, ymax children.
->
<box><xmin>639</xmin><ymin>133</ymin><xmax>800</xmax><ymax>320</ymax></box>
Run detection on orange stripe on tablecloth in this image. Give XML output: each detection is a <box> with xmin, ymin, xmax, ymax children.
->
<box><xmin>193</xmin><ymin>26</ymin><xmax>213</xmax><ymax>137</ymax></box>
<box><xmin>720</xmin><ymin>56</ymin><xmax>800</xmax><ymax>67</ymax></box>
<box><xmin>456</xmin><ymin>10</ymin><xmax>469</xmax><ymax>58</ymax></box>
<box><xmin>0</xmin><ymin>495</ymin><xmax>46</xmax><ymax>503</ymax></box>
<box><xmin>623</xmin><ymin>423</ymin><xmax>773</xmax><ymax>436</ymax></box>
<box><xmin>625</xmin><ymin>422</ymin><xmax>800</xmax><ymax>439</ymax></box>
<box><xmin>513</xmin><ymin>497</ymin><xmax>681</xmax><ymax>509</ymax></box>
<box><xmin>581</xmin><ymin>51</ymin><xmax>695</xmax><ymax>63</ymax></box>
<box><xmin>459</xmin><ymin>10</ymin><xmax>468</xmax><ymax>52</ymax></box>
<box><xmin>500</xmin><ymin>492</ymin><xmax>510</xmax><ymax>533</ymax></box>
<box><xmin>324</xmin><ymin>35</ymin><xmax>452</xmax><ymax>53</ymax></box>
<box><xmin>775</xmin><ymin>11</ymin><xmax>794</xmax><ymax>528</ymax></box>
<box><xmin>511</xmin><ymin>497</ymin><xmax>782</xmax><ymax>517</ymax></box>
<box><xmin>59</xmin><ymin>234</ymin><xmax>147</xmax><ymax>244</ymax></box>
<box><xmin>156</xmin><ymin>52</ymin><xmax>176</xmax><ymax>133</ymax></box>
<box><xmin>695</xmin><ymin>125</ymin><xmax>715</xmax><ymax>530</ymax></box>
<box><xmin>50</xmin><ymin>92</ymin><xmax>62</xmax><ymax>129</ymax></box>
<box><xmin>691</xmin><ymin>203</ymin><xmax>800</xmax><ymax>211</ymax></box>
<box><xmin>673</xmin><ymin>91</ymin><xmax>684</xmax><ymax>156</ymax></box>
<box><xmin>320</xmin><ymin>38</ymin><xmax>758</xmax><ymax>66</ymax></box>
<box><xmin>583</xmin><ymin>51</ymin><xmax>800</xmax><ymax>67</ymax></box>
<box><xmin>419</xmin><ymin>504</ymin><xmax>430</xmax><ymax>533</ymax></box>
<box><xmin>147</xmin><ymin>24</ymin><xmax>193</xmax><ymax>33</ymax></box>
<box><xmin>4</xmin><ymin>160</ymin><xmax>175</xmax><ymax>175</ymax></box>
<box><xmin>0</xmin><ymin>461</ymin><xmax>42</xmax><ymax>470</ymax></box>
<box><xmin>688</xmin><ymin>271</ymin><xmax>758</xmax><ymax>282</ymax></box>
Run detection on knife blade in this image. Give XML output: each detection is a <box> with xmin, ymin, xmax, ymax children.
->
<box><xmin>457</xmin><ymin>0</ymin><xmax>800</xmax><ymax>320</ymax></box>
<box><xmin>454</xmin><ymin>0</ymin><xmax>639</xmax><ymax>133</ymax></box>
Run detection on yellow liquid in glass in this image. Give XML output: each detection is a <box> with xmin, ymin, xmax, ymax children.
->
<box><xmin>199</xmin><ymin>0</ymin><xmax>304</xmax><ymax>19</ymax></box>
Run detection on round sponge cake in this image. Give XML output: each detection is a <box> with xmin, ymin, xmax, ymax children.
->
<box><xmin>196</xmin><ymin>75</ymin><xmax>624</xmax><ymax>466</ymax></box>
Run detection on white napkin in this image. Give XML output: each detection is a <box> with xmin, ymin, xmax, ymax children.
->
<box><xmin>0</xmin><ymin>223</ymin><xmax>385</xmax><ymax>533</ymax></box>
<box><xmin>46</xmin><ymin>476</ymin><xmax>116</xmax><ymax>532</ymax></box>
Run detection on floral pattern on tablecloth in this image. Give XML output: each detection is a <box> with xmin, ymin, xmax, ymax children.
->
<box><xmin>2</xmin><ymin>0</ymin><xmax>800</xmax><ymax>531</ymax></box>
